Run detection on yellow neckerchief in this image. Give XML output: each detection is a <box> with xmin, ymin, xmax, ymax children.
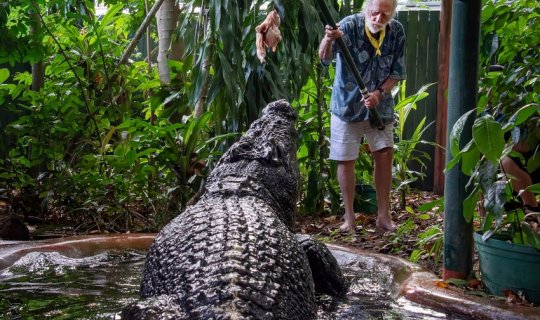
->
<box><xmin>364</xmin><ymin>23</ymin><xmax>385</xmax><ymax>56</ymax></box>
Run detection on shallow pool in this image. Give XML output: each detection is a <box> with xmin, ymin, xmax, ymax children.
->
<box><xmin>0</xmin><ymin>237</ymin><xmax>460</xmax><ymax>319</ymax></box>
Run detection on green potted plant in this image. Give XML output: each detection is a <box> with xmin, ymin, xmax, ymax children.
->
<box><xmin>448</xmin><ymin>0</ymin><xmax>540</xmax><ymax>304</ymax></box>
<box><xmin>354</xmin><ymin>143</ymin><xmax>377</xmax><ymax>214</ymax></box>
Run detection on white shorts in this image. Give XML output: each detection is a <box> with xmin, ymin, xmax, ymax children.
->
<box><xmin>329</xmin><ymin>114</ymin><xmax>394</xmax><ymax>161</ymax></box>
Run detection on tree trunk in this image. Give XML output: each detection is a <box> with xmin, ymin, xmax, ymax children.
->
<box><xmin>156</xmin><ymin>0</ymin><xmax>181</xmax><ymax>84</ymax></box>
<box><xmin>193</xmin><ymin>9</ymin><xmax>211</xmax><ymax>117</ymax></box>
<box><xmin>145</xmin><ymin>0</ymin><xmax>153</xmax><ymax>71</ymax></box>
<box><xmin>316</xmin><ymin>63</ymin><xmax>327</xmax><ymax>212</ymax></box>
<box><xmin>118</xmin><ymin>0</ymin><xmax>167</xmax><ymax>66</ymax></box>
<box><xmin>194</xmin><ymin>48</ymin><xmax>212</xmax><ymax>117</ymax></box>
<box><xmin>31</xmin><ymin>62</ymin><xmax>44</xmax><ymax>91</ymax></box>
<box><xmin>30</xmin><ymin>11</ymin><xmax>44</xmax><ymax>91</ymax></box>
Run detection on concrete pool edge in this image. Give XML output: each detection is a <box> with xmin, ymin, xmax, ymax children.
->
<box><xmin>1</xmin><ymin>234</ymin><xmax>539</xmax><ymax>319</ymax></box>
<box><xmin>327</xmin><ymin>243</ymin><xmax>540</xmax><ymax>320</ymax></box>
<box><xmin>0</xmin><ymin>233</ymin><xmax>158</xmax><ymax>270</ymax></box>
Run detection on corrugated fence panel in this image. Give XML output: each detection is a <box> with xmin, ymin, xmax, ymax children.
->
<box><xmin>397</xmin><ymin>8</ymin><xmax>440</xmax><ymax>191</ymax></box>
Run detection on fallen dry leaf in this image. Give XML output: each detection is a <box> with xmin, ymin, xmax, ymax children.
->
<box><xmin>467</xmin><ymin>279</ymin><xmax>483</xmax><ymax>289</ymax></box>
<box><xmin>503</xmin><ymin>289</ymin><xmax>519</xmax><ymax>304</ymax></box>
<box><xmin>323</xmin><ymin>215</ymin><xmax>339</xmax><ymax>223</ymax></box>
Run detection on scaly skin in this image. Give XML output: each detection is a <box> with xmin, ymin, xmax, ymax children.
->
<box><xmin>122</xmin><ymin>100</ymin><xmax>345</xmax><ymax>320</ymax></box>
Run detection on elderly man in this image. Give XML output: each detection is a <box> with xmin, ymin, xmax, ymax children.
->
<box><xmin>319</xmin><ymin>0</ymin><xmax>406</xmax><ymax>232</ymax></box>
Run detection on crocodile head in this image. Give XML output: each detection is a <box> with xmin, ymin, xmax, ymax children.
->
<box><xmin>204</xmin><ymin>99</ymin><xmax>299</xmax><ymax>228</ymax></box>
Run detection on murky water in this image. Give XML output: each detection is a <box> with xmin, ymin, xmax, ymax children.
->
<box><xmin>320</xmin><ymin>251</ymin><xmax>458</xmax><ymax>319</ymax></box>
<box><xmin>0</xmin><ymin>250</ymin><xmax>145</xmax><ymax>319</ymax></box>
<box><xmin>0</xmin><ymin>247</ymin><xmax>459</xmax><ymax>319</ymax></box>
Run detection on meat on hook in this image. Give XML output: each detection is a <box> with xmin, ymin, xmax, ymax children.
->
<box><xmin>255</xmin><ymin>9</ymin><xmax>282</xmax><ymax>64</ymax></box>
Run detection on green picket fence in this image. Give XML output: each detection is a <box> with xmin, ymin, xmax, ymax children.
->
<box><xmin>397</xmin><ymin>6</ymin><xmax>440</xmax><ymax>191</ymax></box>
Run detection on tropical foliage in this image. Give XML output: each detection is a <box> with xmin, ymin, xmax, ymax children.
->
<box><xmin>1</xmin><ymin>0</ymin><xmax>437</xmax><ymax>234</ymax></box>
<box><xmin>392</xmin><ymin>81</ymin><xmax>436</xmax><ymax>209</ymax></box>
<box><xmin>448</xmin><ymin>0</ymin><xmax>540</xmax><ymax>246</ymax></box>
<box><xmin>0</xmin><ymin>0</ymin><xmax>339</xmax><ymax>231</ymax></box>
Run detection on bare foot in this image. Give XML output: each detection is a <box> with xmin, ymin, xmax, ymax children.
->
<box><xmin>339</xmin><ymin>213</ymin><xmax>356</xmax><ymax>233</ymax></box>
<box><xmin>376</xmin><ymin>214</ymin><xmax>396</xmax><ymax>232</ymax></box>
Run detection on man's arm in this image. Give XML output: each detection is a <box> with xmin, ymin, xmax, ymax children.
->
<box><xmin>378</xmin><ymin>78</ymin><xmax>399</xmax><ymax>95</ymax></box>
<box><xmin>318</xmin><ymin>25</ymin><xmax>343</xmax><ymax>61</ymax></box>
<box><xmin>366</xmin><ymin>78</ymin><xmax>399</xmax><ymax>108</ymax></box>
<box><xmin>318</xmin><ymin>36</ymin><xmax>334</xmax><ymax>61</ymax></box>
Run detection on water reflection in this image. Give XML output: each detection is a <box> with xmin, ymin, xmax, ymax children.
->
<box><xmin>317</xmin><ymin>251</ymin><xmax>454</xmax><ymax>320</ymax></box>
<box><xmin>0</xmin><ymin>250</ymin><xmax>145</xmax><ymax>319</ymax></box>
<box><xmin>0</xmin><ymin>248</ymin><xmax>457</xmax><ymax>319</ymax></box>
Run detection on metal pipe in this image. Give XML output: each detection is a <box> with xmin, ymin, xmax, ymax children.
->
<box><xmin>443</xmin><ymin>0</ymin><xmax>482</xmax><ymax>281</ymax></box>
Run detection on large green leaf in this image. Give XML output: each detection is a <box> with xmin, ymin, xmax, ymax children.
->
<box><xmin>463</xmin><ymin>187</ymin><xmax>479</xmax><ymax>223</ymax></box>
<box><xmin>527</xmin><ymin>152</ymin><xmax>540</xmax><ymax>173</ymax></box>
<box><xmin>97</xmin><ymin>3</ymin><xmax>124</xmax><ymax>35</ymax></box>
<box><xmin>100</xmin><ymin>126</ymin><xmax>117</xmax><ymax>155</ymax></box>
<box><xmin>461</xmin><ymin>144</ymin><xmax>480</xmax><ymax>176</ymax></box>
<box><xmin>524</xmin><ymin>183</ymin><xmax>540</xmax><ymax>194</ymax></box>
<box><xmin>449</xmin><ymin>109</ymin><xmax>475</xmax><ymax>157</ymax></box>
<box><xmin>446</xmin><ymin>140</ymin><xmax>478</xmax><ymax>172</ymax></box>
<box><xmin>184</xmin><ymin>112</ymin><xmax>213</xmax><ymax>158</ymax></box>
<box><xmin>0</xmin><ymin>68</ymin><xmax>9</xmax><ymax>84</ymax></box>
<box><xmin>472</xmin><ymin>115</ymin><xmax>504</xmax><ymax>163</ymax></box>
<box><xmin>505</xmin><ymin>104</ymin><xmax>539</xmax><ymax>128</ymax></box>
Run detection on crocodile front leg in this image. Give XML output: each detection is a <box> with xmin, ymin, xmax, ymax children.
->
<box><xmin>296</xmin><ymin>234</ymin><xmax>348</xmax><ymax>298</ymax></box>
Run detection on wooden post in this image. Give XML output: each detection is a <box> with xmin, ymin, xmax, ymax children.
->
<box><xmin>433</xmin><ymin>0</ymin><xmax>452</xmax><ymax>195</ymax></box>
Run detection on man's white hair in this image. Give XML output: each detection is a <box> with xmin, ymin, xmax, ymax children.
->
<box><xmin>363</xmin><ymin>0</ymin><xmax>398</xmax><ymax>20</ymax></box>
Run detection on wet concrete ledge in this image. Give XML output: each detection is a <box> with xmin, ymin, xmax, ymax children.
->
<box><xmin>0</xmin><ymin>233</ymin><xmax>157</xmax><ymax>270</ymax></box>
<box><xmin>1</xmin><ymin>234</ymin><xmax>539</xmax><ymax>319</ymax></box>
<box><xmin>327</xmin><ymin>243</ymin><xmax>540</xmax><ymax>320</ymax></box>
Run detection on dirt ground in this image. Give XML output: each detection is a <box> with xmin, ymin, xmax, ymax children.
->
<box><xmin>293</xmin><ymin>191</ymin><xmax>540</xmax><ymax>306</ymax></box>
<box><xmin>295</xmin><ymin>191</ymin><xmax>445</xmax><ymax>276</ymax></box>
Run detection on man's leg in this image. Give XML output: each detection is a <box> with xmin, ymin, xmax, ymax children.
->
<box><xmin>501</xmin><ymin>156</ymin><xmax>538</xmax><ymax>208</ymax></box>
<box><xmin>329</xmin><ymin>115</ymin><xmax>363</xmax><ymax>232</ymax></box>
<box><xmin>338</xmin><ymin>160</ymin><xmax>357</xmax><ymax>232</ymax></box>
<box><xmin>372</xmin><ymin>147</ymin><xmax>396</xmax><ymax>231</ymax></box>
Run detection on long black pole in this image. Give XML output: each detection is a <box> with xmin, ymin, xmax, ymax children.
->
<box><xmin>443</xmin><ymin>0</ymin><xmax>481</xmax><ymax>280</ymax></box>
<box><xmin>317</xmin><ymin>0</ymin><xmax>384</xmax><ymax>130</ymax></box>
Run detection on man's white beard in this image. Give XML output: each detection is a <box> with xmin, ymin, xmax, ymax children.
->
<box><xmin>366</xmin><ymin>20</ymin><xmax>386</xmax><ymax>33</ymax></box>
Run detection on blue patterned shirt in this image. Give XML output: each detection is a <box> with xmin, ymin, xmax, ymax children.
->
<box><xmin>322</xmin><ymin>13</ymin><xmax>406</xmax><ymax>123</ymax></box>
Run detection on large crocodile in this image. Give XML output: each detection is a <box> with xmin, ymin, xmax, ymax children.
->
<box><xmin>122</xmin><ymin>100</ymin><xmax>346</xmax><ymax>319</ymax></box>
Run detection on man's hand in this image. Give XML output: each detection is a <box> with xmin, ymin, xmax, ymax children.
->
<box><xmin>319</xmin><ymin>24</ymin><xmax>343</xmax><ymax>60</ymax></box>
<box><xmin>324</xmin><ymin>24</ymin><xmax>343</xmax><ymax>40</ymax></box>
<box><xmin>364</xmin><ymin>90</ymin><xmax>382</xmax><ymax>109</ymax></box>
